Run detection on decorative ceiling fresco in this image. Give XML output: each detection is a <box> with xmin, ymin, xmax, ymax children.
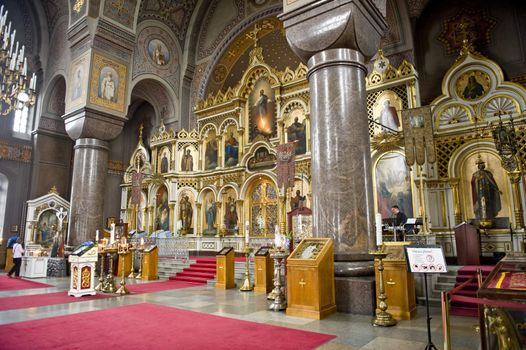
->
<box><xmin>205</xmin><ymin>17</ymin><xmax>301</xmax><ymax>96</ymax></box>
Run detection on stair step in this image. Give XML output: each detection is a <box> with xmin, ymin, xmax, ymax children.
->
<box><xmin>169</xmin><ymin>276</ymin><xmax>208</xmax><ymax>284</ymax></box>
<box><xmin>177</xmin><ymin>271</ymin><xmax>215</xmax><ymax>279</ymax></box>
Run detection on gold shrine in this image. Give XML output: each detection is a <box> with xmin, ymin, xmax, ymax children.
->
<box><xmin>120</xmin><ymin>40</ymin><xmax>312</xmax><ymax>245</ymax></box>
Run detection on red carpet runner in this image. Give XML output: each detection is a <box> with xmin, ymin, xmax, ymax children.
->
<box><xmin>0</xmin><ymin>303</ymin><xmax>336</xmax><ymax>350</ymax></box>
<box><xmin>449</xmin><ymin>265</ymin><xmax>493</xmax><ymax>317</ymax></box>
<box><xmin>169</xmin><ymin>258</ymin><xmax>217</xmax><ymax>283</ymax></box>
<box><xmin>0</xmin><ymin>281</ymin><xmax>199</xmax><ymax>311</ymax></box>
<box><xmin>0</xmin><ymin>275</ymin><xmax>52</xmax><ymax>291</ymax></box>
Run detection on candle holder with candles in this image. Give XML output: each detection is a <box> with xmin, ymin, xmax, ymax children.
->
<box><xmin>135</xmin><ymin>238</ymin><xmax>146</xmax><ymax>280</ymax></box>
<box><xmin>269</xmin><ymin>246</ymin><xmax>288</xmax><ymax>311</ymax></box>
<box><xmin>370</xmin><ymin>245</ymin><xmax>397</xmax><ymax>327</ymax></box>
<box><xmin>95</xmin><ymin>239</ymin><xmax>107</xmax><ymax>291</ymax></box>
<box><xmin>115</xmin><ymin>238</ymin><xmax>130</xmax><ymax>295</ymax></box>
<box><xmin>102</xmin><ymin>244</ymin><xmax>118</xmax><ymax>293</ymax></box>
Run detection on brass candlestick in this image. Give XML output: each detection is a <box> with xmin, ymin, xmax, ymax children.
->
<box><xmin>95</xmin><ymin>247</ymin><xmax>105</xmax><ymax>291</ymax></box>
<box><xmin>127</xmin><ymin>246</ymin><xmax>136</xmax><ymax>278</ymax></box>
<box><xmin>269</xmin><ymin>248</ymin><xmax>288</xmax><ymax>311</ymax></box>
<box><xmin>103</xmin><ymin>247</ymin><xmax>118</xmax><ymax>293</ymax></box>
<box><xmin>135</xmin><ymin>246</ymin><xmax>145</xmax><ymax>279</ymax></box>
<box><xmin>239</xmin><ymin>244</ymin><xmax>254</xmax><ymax>291</ymax></box>
<box><xmin>370</xmin><ymin>247</ymin><xmax>397</xmax><ymax>327</ymax></box>
<box><xmin>115</xmin><ymin>249</ymin><xmax>130</xmax><ymax>295</ymax></box>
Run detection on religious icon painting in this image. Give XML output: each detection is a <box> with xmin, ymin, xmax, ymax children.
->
<box><xmin>286</xmin><ymin>109</ymin><xmax>307</xmax><ymax>155</ymax></box>
<box><xmin>374</xmin><ymin>152</ymin><xmax>413</xmax><ymax>219</ymax></box>
<box><xmin>147</xmin><ymin>39</ymin><xmax>170</xmax><ymax>66</ymax></box>
<box><xmin>156</xmin><ymin>186</ymin><xmax>170</xmax><ymax>232</ymax></box>
<box><xmin>224</xmin><ymin>125</ymin><xmax>239</xmax><ymax>167</ymax></box>
<box><xmin>180</xmin><ymin>145</ymin><xmax>196</xmax><ymax>172</ymax></box>
<box><xmin>89</xmin><ymin>52</ymin><xmax>127</xmax><ymax>113</ymax></box>
<box><xmin>36</xmin><ymin>210</ymin><xmax>59</xmax><ymax>246</ymax></box>
<box><xmin>66</xmin><ymin>51</ymin><xmax>90</xmax><ymax>113</ymax></box>
<box><xmin>372</xmin><ymin>90</ymin><xmax>403</xmax><ymax>135</ymax></box>
<box><xmin>178</xmin><ymin>190</ymin><xmax>194</xmax><ymax>234</ymax></box>
<box><xmin>159</xmin><ymin>147</ymin><xmax>170</xmax><ymax>173</ymax></box>
<box><xmin>455</xmin><ymin>70</ymin><xmax>490</xmax><ymax>101</ymax></box>
<box><xmin>203</xmin><ymin>190</ymin><xmax>217</xmax><ymax>235</ymax></box>
<box><xmin>222</xmin><ymin>187</ymin><xmax>238</xmax><ymax>233</ymax></box>
<box><xmin>204</xmin><ymin>130</ymin><xmax>218</xmax><ymax>170</ymax></box>
<box><xmin>249</xmin><ymin>79</ymin><xmax>276</xmax><ymax>141</ymax></box>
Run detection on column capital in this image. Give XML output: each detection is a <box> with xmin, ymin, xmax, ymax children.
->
<box><xmin>279</xmin><ymin>0</ymin><xmax>387</xmax><ymax>63</ymax></box>
<box><xmin>63</xmin><ymin>107</ymin><xmax>125</xmax><ymax>141</ymax></box>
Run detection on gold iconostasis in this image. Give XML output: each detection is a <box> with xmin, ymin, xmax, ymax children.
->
<box><xmin>120</xmin><ymin>36</ymin><xmax>526</xmax><ymax>258</ymax></box>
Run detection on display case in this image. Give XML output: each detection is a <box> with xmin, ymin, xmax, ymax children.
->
<box><xmin>286</xmin><ymin>238</ymin><xmax>336</xmax><ymax>319</ymax></box>
<box><xmin>254</xmin><ymin>246</ymin><xmax>273</xmax><ymax>293</ymax></box>
<box><xmin>21</xmin><ymin>244</ymin><xmax>49</xmax><ymax>278</ymax></box>
<box><xmin>141</xmin><ymin>245</ymin><xmax>158</xmax><ymax>280</ymax></box>
<box><xmin>375</xmin><ymin>242</ymin><xmax>416</xmax><ymax>320</ymax></box>
<box><xmin>68</xmin><ymin>242</ymin><xmax>98</xmax><ymax>297</ymax></box>
<box><xmin>478</xmin><ymin>253</ymin><xmax>526</xmax><ymax>350</ymax></box>
<box><xmin>216</xmin><ymin>247</ymin><xmax>235</xmax><ymax>289</ymax></box>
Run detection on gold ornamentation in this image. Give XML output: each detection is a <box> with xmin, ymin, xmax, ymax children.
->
<box><xmin>73</xmin><ymin>0</ymin><xmax>85</xmax><ymax>13</ymax></box>
<box><xmin>81</xmin><ymin>266</ymin><xmax>91</xmax><ymax>289</ymax></box>
<box><xmin>370</xmin><ymin>132</ymin><xmax>403</xmax><ymax>153</ymax></box>
<box><xmin>48</xmin><ymin>186</ymin><xmax>59</xmax><ymax>195</ymax></box>
<box><xmin>72</xmin><ymin>266</ymin><xmax>78</xmax><ymax>289</ymax></box>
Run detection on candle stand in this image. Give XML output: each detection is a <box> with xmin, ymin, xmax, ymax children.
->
<box><xmin>370</xmin><ymin>246</ymin><xmax>397</xmax><ymax>327</ymax></box>
<box><xmin>239</xmin><ymin>244</ymin><xmax>254</xmax><ymax>291</ymax></box>
<box><xmin>269</xmin><ymin>248</ymin><xmax>288</xmax><ymax>311</ymax></box>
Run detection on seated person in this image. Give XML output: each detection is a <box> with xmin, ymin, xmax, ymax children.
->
<box><xmin>391</xmin><ymin>205</ymin><xmax>408</xmax><ymax>240</ymax></box>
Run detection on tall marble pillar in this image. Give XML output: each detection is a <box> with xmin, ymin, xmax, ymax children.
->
<box><xmin>68</xmin><ymin>138</ymin><xmax>109</xmax><ymax>245</ymax></box>
<box><xmin>280</xmin><ymin>0</ymin><xmax>387</xmax><ymax>258</ymax></box>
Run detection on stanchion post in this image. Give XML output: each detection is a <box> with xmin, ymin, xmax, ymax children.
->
<box><xmin>441</xmin><ymin>291</ymin><xmax>451</xmax><ymax>350</ymax></box>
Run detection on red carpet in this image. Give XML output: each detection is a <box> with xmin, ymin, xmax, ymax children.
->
<box><xmin>0</xmin><ymin>303</ymin><xmax>336</xmax><ymax>349</ymax></box>
<box><xmin>0</xmin><ymin>275</ymin><xmax>52</xmax><ymax>291</ymax></box>
<box><xmin>0</xmin><ymin>281</ymin><xmax>199</xmax><ymax>311</ymax></box>
<box><xmin>0</xmin><ymin>292</ymin><xmax>111</xmax><ymax>311</ymax></box>
<box><xmin>169</xmin><ymin>258</ymin><xmax>217</xmax><ymax>283</ymax></box>
<box><xmin>449</xmin><ymin>265</ymin><xmax>494</xmax><ymax>317</ymax></box>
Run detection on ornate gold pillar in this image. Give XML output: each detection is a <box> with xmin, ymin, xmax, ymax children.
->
<box><xmin>279</xmin><ymin>120</ymin><xmax>285</xmax><ymax>144</ymax></box>
<box><xmin>127</xmin><ymin>206</ymin><xmax>133</xmax><ymax>229</ymax></box>
<box><xmin>236</xmin><ymin>199</ymin><xmax>244</xmax><ymax>236</ymax></box>
<box><xmin>148</xmin><ymin>205</ymin><xmax>154</xmax><ymax>233</ymax></box>
<box><xmin>279</xmin><ymin>194</ymin><xmax>287</xmax><ymax>235</ymax></box>
<box><xmin>216</xmin><ymin>202</ymin><xmax>223</xmax><ymax>234</ymax></box>
<box><xmin>450</xmin><ymin>179</ymin><xmax>462</xmax><ymax>225</ymax></box>
<box><xmin>141</xmin><ymin>207</ymin><xmax>147</xmax><ymax>232</ymax></box>
<box><xmin>195</xmin><ymin>203</ymin><xmax>202</xmax><ymax>236</ymax></box>
<box><xmin>198</xmin><ymin>140</ymin><xmax>204</xmax><ymax>170</ymax></box>
<box><xmin>217</xmin><ymin>136</ymin><xmax>223</xmax><ymax>168</ymax></box>
<box><xmin>169</xmin><ymin>203</ymin><xmax>175</xmax><ymax>233</ymax></box>
<box><xmin>152</xmin><ymin>148</ymin><xmax>159</xmax><ymax>173</ymax></box>
<box><xmin>509</xmin><ymin>172</ymin><xmax>524</xmax><ymax>228</ymax></box>
<box><xmin>238</xmin><ymin>129</ymin><xmax>245</xmax><ymax>160</ymax></box>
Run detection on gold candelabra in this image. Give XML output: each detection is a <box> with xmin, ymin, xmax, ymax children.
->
<box><xmin>103</xmin><ymin>246</ymin><xmax>118</xmax><ymax>293</ymax></box>
<box><xmin>239</xmin><ymin>243</ymin><xmax>253</xmax><ymax>291</ymax></box>
<box><xmin>115</xmin><ymin>245</ymin><xmax>130</xmax><ymax>295</ymax></box>
<box><xmin>135</xmin><ymin>245</ymin><xmax>145</xmax><ymax>279</ymax></box>
<box><xmin>127</xmin><ymin>246</ymin><xmax>136</xmax><ymax>278</ymax></box>
<box><xmin>95</xmin><ymin>246</ymin><xmax>105</xmax><ymax>292</ymax></box>
<box><xmin>370</xmin><ymin>246</ymin><xmax>397</xmax><ymax>327</ymax></box>
<box><xmin>0</xmin><ymin>6</ymin><xmax>37</xmax><ymax>116</ymax></box>
<box><xmin>269</xmin><ymin>248</ymin><xmax>288</xmax><ymax>311</ymax></box>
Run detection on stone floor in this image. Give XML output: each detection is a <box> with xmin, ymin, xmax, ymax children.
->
<box><xmin>0</xmin><ymin>276</ymin><xmax>481</xmax><ymax>349</ymax></box>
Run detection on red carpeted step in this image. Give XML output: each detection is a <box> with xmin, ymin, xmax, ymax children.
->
<box><xmin>169</xmin><ymin>276</ymin><xmax>209</xmax><ymax>284</ymax></box>
<box><xmin>177</xmin><ymin>271</ymin><xmax>215</xmax><ymax>279</ymax></box>
<box><xmin>449</xmin><ymin>264</ymin><xmax>496</xmax><ymax>318</ymax></box>
<box><xmin>187</xmin><ymin>266</ymin><xmax>216</xmax><ymax>273</ymax></box>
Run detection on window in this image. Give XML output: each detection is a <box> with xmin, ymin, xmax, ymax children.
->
<box><xmin>0</xmin><ymin>173</ymin><xmax>7</xmax><ymax>239</ymax></box>
<box><xmin>12</xmin><ymin>92</ymin><xmax>32</xmax><ymax>135</ymax></box>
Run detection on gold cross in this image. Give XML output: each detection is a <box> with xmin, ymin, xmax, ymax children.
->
<box><xmin>245</xmin><ymin>21</ymin><xmax>275</xmax><ymax>48</ymax></box>
<box><xmin>299</xmin><ymin>278</ymin><xmax>306</xmax><ymax>287</ymax></box>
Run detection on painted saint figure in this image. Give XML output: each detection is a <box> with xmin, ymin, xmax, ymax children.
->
<box><xmin>100</xmin><ymin>71</ymin><xmax>115</xmax><ymax>101</ymax></box>
<box><xmin>205</xmin><ymin>138</ymin><xmax>218</xmax><ymax>170</ymax></box>
<box><xmin>377</xmin><ymin>100</ymin><xmax>399</xmax><ymax>133</ymax></box>
<box><xmin>290</xmin><ymin>190</ymin><xmax>306</xmax><ymax>210</ymax></box>
<box><xmin>154</xmin><ymin>43</ymin><xmax>166</xmax><ymax>65</ymax></box>
<box><xmin>205</xmin><ymin>198</ymin><xmax>216</xmax><ymax>232</ymax></box>
<box><xmin>471</xmin><ymin>158</ymin><xmax>501</xmax><ymax>220</ymax></box>
<box><xmin>463</xmin><ymin>75</ymin><xmax>484</xmax><ymax>100</ymax></box>
<box><xmin>224</xmin><ymin>197</ymin><xmax>238</xmax><ymax>230</ymax></box>
<box><xmin>160</xmin><ymin>153</ymin><xmax>168</xmax><ymax>173</ymax></box>
<box><xmin>179</xmin><ymin>196</ymin><xmax>193</xmax><ymax>232</ymax></box>
<box><xmin>287</xmin><ymin>117</ymin><xmax>307</xmax><ymax>154</ymax></box>
<box><xmin>253</xmin><ymin>89</ymin><xmax>272</xmax><ymax>135</ymax></box>
<box><xmin>181</xmin><ymin>149</ymin><xmax>193</xmax><ymax>171</ymax></box>
<box><xmin>224</xmin><ymin>132</ymin><xmax>239</xmax><ymax>166</ymax></box>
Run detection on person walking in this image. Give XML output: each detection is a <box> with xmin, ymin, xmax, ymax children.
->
<box><xmin>8</xmin><ymin>238</ymin><xmax>24</xmax><ymax>278</ymax></box>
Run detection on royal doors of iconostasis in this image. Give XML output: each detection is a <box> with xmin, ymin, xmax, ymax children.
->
<box><xmin>245</xmin><ymin>176</ymin><xmax>278</xmax><ymax>236</ymax></box>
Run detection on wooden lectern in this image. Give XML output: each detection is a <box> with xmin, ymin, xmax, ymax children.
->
<box><xmin>216</xmin><ymin>247</ymin><xmax>235</xmax><ymax>289</ymax></box>
<box><xmin>286</xmin><ymin>238</ymin><xmax>336</xmax><ymax>319</ymax></box>
<box><xmin>454</xmin><ymin>222</ymin><xmax>480</xmax><ymax>265</ymax></box>
<box><xmin>254</xmin><ymin>247</ymin><xmax>273</xmax><ymax>293</ymax></box>
<box><xmin>375</xmin><ymin>242</ymin><xmax>416</xmax><ymax>320</ymax></box>
<box><xmin>141</xmin><ymin>245</ymin><xmax>158</xmax><ymax>280</ymax></box>
<box><xmin>117</xmin><ymin>251</ymin><xmax>133</xmax><ymax>277</ymax></box>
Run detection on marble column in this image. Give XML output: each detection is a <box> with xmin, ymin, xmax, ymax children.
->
<box><xmin>68</xmin><ymin>138</ymin><xmax>109</xmax><ymax>246</ymax></box>
<box><xmin>280</xmin><ymin>0</ymin><xmax>387</xmax><ymax>258</ymax></box>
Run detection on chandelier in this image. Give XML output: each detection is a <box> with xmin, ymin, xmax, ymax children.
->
<box><xmin>0</xmin><ymin>5</ymin><xmax>36</xmax><ymax>116</ymax></box>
